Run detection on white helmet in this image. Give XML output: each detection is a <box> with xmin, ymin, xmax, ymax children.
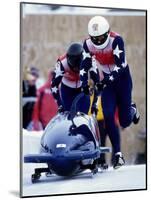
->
<box><xmin>88</xmin><ymin>16</ymin><xmax>110</xmax><ymax>49</ymax></box>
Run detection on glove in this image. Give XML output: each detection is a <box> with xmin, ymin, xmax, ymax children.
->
<box><xmin>81</xmin><ymin>85</ymin><xmax>90</xmax><ymax>95</ymax></box>
<box><xmin>91</xmin><ymin>104</ymin><xmax>98</xmax><ymax>115</ymax></box>
<box><xmin>58</xmin><ymin>105</ymin><xmax>64</xmax><ymax>113</ymax></box>
<box><xmin>96</xmin><ymin>82</ymin><xmax>106</xmax><ymax>93</ymax></box>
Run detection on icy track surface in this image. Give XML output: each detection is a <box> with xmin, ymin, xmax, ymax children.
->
<box><xmin>22</xmin><ymin>130</ymin><xmax>146</xmax><ymax>197</ymax></box>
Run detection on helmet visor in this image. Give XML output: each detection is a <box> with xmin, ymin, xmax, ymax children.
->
<box><xmin>90</xmin><ymin>31</ymin><xmax>109</xmax><ymax>46</ymax></box>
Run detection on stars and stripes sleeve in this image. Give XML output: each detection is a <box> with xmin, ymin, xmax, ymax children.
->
<box><xmin>80</xmin><ymin>40</ymin><xmax>100</xmax><ymax>88</ymax></box>
<box><xmin>80</xmin><ymin>50</ymin><xmax>92</xmax><ymax>87</ymax></box>
<box><xmin>102</xmin><ymin>36</ymin><xmax>128</xmax><ymax>85</ymax></box>
<box><xmin>89</xmin><ymin>57</ymin><xmax>100</xmax><ymax>84</ymax></box>
<box><xmin>51</xmin><ymin>60</ymin><xmax>64</xmax><ymax>106</ymax></box>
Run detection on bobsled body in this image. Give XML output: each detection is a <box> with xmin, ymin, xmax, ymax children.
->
<box><xmin>24</xmin><ymin>111</ymin><xmax>111</xmax><ymax>180</ymax></box>
<box><xmin>41</xmin><ymin>111</ymin><xmax>100</xmax><ymax>152</ymax></box>
<box><xmin>41</xmin><ymin>112</ymin><xmax>100</xmax><ymax>176</ymax></box>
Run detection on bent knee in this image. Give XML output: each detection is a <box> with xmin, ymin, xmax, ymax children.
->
<box><xmin>119</xmin><ymin>118</ymin><xmax>131</xmax><ymax>128</ymax></box>
<box><xmin>104</xmin><ymin>113</ymin><xmax>115</xmax><ymax>122</ymax></box>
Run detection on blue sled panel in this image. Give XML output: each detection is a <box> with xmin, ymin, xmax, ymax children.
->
<box><xmin>24</xmin><ymin>150</ymin><xmax>100</xmax><ymax>163</ymax></box>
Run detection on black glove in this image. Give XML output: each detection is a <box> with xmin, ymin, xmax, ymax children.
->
<box><xmin>91</xmin><ymin>104</ymin><xmax>98</xmax><ymax>115</ymax></box>
<box><xmin>58</xmin><ymin>105</ymin><xmax>64</xmax><ymax>113</ymax></box>
<box><xmin>96</xmin><ymin>82</ymin><xmax>106</xmax><ymax>93</ymax></box>
<box><xmin>81</xmin><ymin>85</ymin><xmax>90</xmax><ymax>95</ymax></box>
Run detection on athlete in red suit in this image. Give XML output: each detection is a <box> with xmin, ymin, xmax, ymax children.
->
<box><xmin>32</xmin><ymin>71</ymin><xmax>58</xmax><ymax>130</ymax></box>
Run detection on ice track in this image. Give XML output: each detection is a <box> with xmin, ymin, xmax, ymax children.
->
<box><xmin>22</xmin><ymin>130</ymin><xmax>146</xmax><ymax>197</ymax></box>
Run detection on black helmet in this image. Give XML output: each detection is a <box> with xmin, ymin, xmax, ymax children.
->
<box><xmin>67</xmin><ymin>43</ymin><xmax>83</xmax><ymax>72</ymax></box>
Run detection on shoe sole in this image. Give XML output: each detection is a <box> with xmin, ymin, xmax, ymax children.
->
<box><xmin>114</xmin><ymin>164</ymin><xmax>124</xmax><ymax>169</ymax></box>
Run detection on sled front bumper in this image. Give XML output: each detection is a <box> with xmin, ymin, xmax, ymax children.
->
<box><xmin>24</xmin><ymin>149</ymin><xmax>101</xmax><ymax>163</ymax></box>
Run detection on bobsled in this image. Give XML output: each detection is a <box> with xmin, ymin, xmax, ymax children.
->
<box><xmin>24</xmin><ymin>93</ymin><xmax>111</xmax><ymax>183</ymax></box>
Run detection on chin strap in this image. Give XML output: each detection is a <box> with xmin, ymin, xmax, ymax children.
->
<box><xmin>92</xmin><ymin>33</ymin><xmax>110</xmax><ymax>50</ymax></box>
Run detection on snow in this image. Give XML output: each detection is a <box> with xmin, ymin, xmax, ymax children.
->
<box><xmin>22</xmin><ymin>129</ymin><xmax>43</xmax><ymax>155</ymax></box>
<box><xmin>21</xmin><ymin>130</ymin><xmax>146</xmax><ymax>197</ymax></box>
<box><xmin>22</xmin><ymin>164</ymin><xmax>146</xmax><ymax>197</ymax></box>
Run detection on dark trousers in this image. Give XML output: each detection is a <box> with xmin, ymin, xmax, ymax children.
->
<box><xmin>101</xmin><ymin>67</ymin><xmax>133</xmax><ymax>154</ymax></box>
<box><xmin>60</xmin><ymin>83</ymin><xmax>90</xmax><ymax>114</ymax></box>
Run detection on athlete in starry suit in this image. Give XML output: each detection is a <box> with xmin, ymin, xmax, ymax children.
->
<box><xmin>51</xmin><ymin>43</ymin><xmax>100</xmax><ymax>114</ymax></box>
<box><xmin>80</xmin><ymin>16</ymin><xmax>140</xmax><ymax>169</ymax></box>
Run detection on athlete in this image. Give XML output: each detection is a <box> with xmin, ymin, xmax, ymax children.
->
<box><xmin>51</xmin><ymin>42</ymin><xmax>100</xmax><ymax>114</ymax></box>
<box><xmin>80</xmin><ymin>16</ymin><xmax>140</xmax><ymax>169</ymax></box>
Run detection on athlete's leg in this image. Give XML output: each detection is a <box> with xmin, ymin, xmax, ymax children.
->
<box><xmin>117</xmin><ymin>67</ymin><xmax>139</xmax><ymax>128</ymax></box>
<box><xmin>60</xmin><ymin>83</ymin><xmax>80</xmax><ymax>111</ymax></box>
<box><xmin>101</xmin><ymin>86</ymin><xmax>121</xmax><ymax>154</ymax></box>
<box><xmin>60</xmin><ymin>83</ymin><xmax>90</xmax><ymax>114</ymax></box>
<box><xmin>78</xmin><ymin>94</ymin><xmax>90</xmax><ymax>114</ymax></box>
